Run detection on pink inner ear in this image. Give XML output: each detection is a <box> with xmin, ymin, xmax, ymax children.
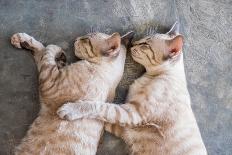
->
<box><xmin>168</xmin><ymin>35</ymin><xmax>183</xmax><ymax>56</ymax></box>
<box><xmin>170</xmin><ymin>48</ymin><xmax>178</xmax><ymax>53</ymax></box>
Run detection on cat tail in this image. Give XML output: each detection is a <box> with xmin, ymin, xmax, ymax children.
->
<box><xmin>104</xmin><ymin>123</ymin><xmax>124</xmax><ymax>138</ymax></box>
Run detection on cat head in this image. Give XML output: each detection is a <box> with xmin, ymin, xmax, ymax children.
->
<box><xmin>74</xmin><ymin>32</ymin><xmax>134</xmax><ymax>63</ymax></box>
<box><xmin>131</xmin><ymin>22</ymin><xmax>183</xmax><ymax>71</ymax></box>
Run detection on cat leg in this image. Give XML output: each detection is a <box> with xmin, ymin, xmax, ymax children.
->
<box><xmin>38</xmin><ymin>45</ymin><xmax>67</xmax><ymax>89</ymax></box>
<box><xmin>11</xmin><ymin>33</ymin><xmax>67</xmax><ymax>71</ymax></box>
<box><xmin>57</xmin><ymin>101</ymin><xmax>144</xmax><ymax>127</ymax></box>
<box><xmin>11</xmin><ymin>33</ymin><xmax>45</xmax><ymax>66</ymax></box>
<box><xmin>11</xmin><ymin>33</ymin><xmax>67</xmax><ymax>84</ymax></box>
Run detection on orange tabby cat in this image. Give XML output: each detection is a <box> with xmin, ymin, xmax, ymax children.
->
<box><xmin>58</xmin><ymin>22</ymin><xmax>207</xmax><ymax>155</ymax></box>
<box><xmin>11</xmin><ymin>31</ymin><xmax>133</xmax><ymax>155</ymax></box>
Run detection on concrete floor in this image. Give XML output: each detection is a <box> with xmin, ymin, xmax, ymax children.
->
<box><xmin>0</xmin><ymin>0</ymin><xmax>231</xmax><ymax>154</ymax></box>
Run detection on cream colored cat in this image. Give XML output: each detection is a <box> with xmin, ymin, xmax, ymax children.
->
<box><xmin>57</xmin><ymin>22</ymin><xmax>207</xmax><ymax>155</ymax></box>
<box><xmin>11</xmin><ymin>31</ymin><xmax>133</xmax><ymax>155</ymax></box>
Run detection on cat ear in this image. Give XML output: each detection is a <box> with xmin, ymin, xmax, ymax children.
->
<box><xmin>121</xmin><ymin>31</ymin><xmax>135</xmax><ymax>47</ymax></box>
<box><xmin>165</xmin><ymin>35</ymin><xmax>183</xmax><ymax>58</ymax></box>
<box><xmin>166</xmin><ymin>21</ymin><xmax>180</xmax><ymax>35</ymax></box>
<box><xmin>103</xmin><ymin>32</ymin><xmax>121</xmax><ymax>57</ymax></box>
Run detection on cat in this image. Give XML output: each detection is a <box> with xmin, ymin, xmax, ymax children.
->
<box><xmin>11</xmin><ymin>31</ymin><xmax>134</xmax><ymax>155</ymax></box>
<box><xmin>57</xmin><ymin>22</ymin><xmax>208</xmax><ymax>155</ymax></box>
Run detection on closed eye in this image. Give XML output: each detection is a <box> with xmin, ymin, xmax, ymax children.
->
<box><xmin>80</xmin><ymin>38</ymin><xmax>90</xmax><ymax>44</ymax></box>
<box><xmin>140</xmin><ymin>44</ymin><xmax>149</xmax><ymax>50</ymax></box>
<box><xmin>80</xmin><ymin>35</ymin><xmax>89</xmax><ymax>39</ymax></box>
<box><xmin>138</xmin><ymin>42</ymin><xmax>148</xmax><ymax>45</ymax></box>
<box><xmin>133</xmin><ymin>42</ymin><xmax>149</xmax><ymax>46</ymax></box>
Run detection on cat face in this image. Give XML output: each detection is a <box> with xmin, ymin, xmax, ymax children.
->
<box><xmin>74</xmin><ymin>32</ymin><xmax>121</xmax><ymax>62</ymax></box>
<box><xmin>131</xmin><ymin>22</ymin><xmax>183</xmax><ymax>68</ymax></box>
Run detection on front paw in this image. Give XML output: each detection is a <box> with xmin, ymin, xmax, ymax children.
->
<box><xmin>57</xmin><ymin>103</ymin><xmax>80</xmax><ymax>121</ymax></box>
<box><xmin>11</xmin><ymin>33</ymin><xmax>33</xmax><ymax>49</ymax></box>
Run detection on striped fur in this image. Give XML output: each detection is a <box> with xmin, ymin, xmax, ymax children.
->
<box><xmin>11</xmin><ymin>32</ymin><xmax>128</xmax><ymax>155</ymax></box>
<box><xmin>58</xmin><ymin>29</ymin><xmax>207</xmax><ymax>154</ymax></box>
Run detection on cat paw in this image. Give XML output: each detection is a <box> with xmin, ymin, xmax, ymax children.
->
<box><xmin>11</xmin><ymin>33</ymin><xmax>34</xmax><ymax>49</ymax></box>
<box><xmin>57</xmin><ymin>101</ymin><xmax>95</xmax><ymax>121</ymax></box>
<box><xmin>57</xmin><ymin>103</ymin><xmax>78</xmax><ymax>121</ymax></box>
<box><xmin>55</xmin><ymin>52</ymin><xmax>67</xmax><ymax>69</ymax></box>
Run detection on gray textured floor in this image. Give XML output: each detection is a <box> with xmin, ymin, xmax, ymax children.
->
<box><xmin>0</xmin><ymin>0</ymin><xmax>231</xmax><ymax>155</ymax></box>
